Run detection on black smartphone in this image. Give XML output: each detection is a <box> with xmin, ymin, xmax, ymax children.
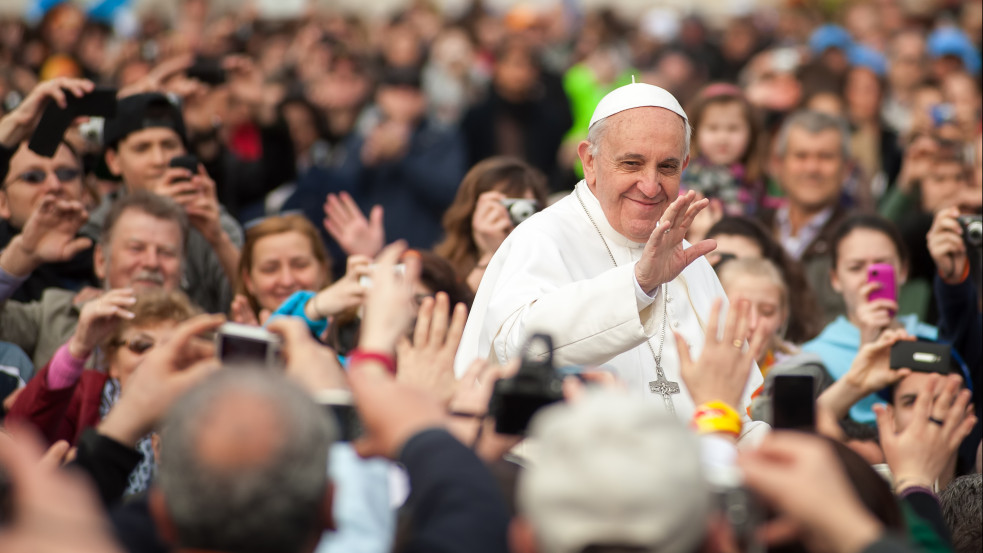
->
<box><xmin>28</xmin><ymin>86</ymin><xmax>118</xmax><ymax>157</ymax></box>
<box><xmin>889</xmin><ymin>340</ymin><xmax>952</xmax><ymax>374</ymax></box>
<box><xmin>316</xmin><ymin>390</ymin><xmax>363</xmax><ymax>442</ymax></box>
<box><xmin>187</xmin><ymin>57</ymin><xmax>227</xmax><ymax>86</ymax></box>
<box><xmin>772</xmin><ymin>374</ymin><xmax>816</xmax><ymax>431</ymax></box>
<box><xmin>168</xmin><ymin>154</ymin><xmax>199</xmax><ymax>183</ymax></box>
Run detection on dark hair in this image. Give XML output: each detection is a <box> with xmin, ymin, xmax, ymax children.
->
<box><xmin>687</xmin><ymin>85</ymin><xmax>764</xmax><ymax>183</ymax></box>
<box><xmin>100</xmin><ymin>190</ymin><xmax>189</xmax><ymax>249</ymax></box>
<box><xmin>830</xmin><ymin>214</ymin><xmax>909</xmax><ymax>270</ymax></box>
<box><xmin>434</xmin><ymin>157</ymin><xmax>548</xmax><ymax>280</ymax></box>
<box><xmin>418</xmin><ymin>251</ymin><xmax>475</xmax><ymax>311</ymax></box>
<box><xmin>706</xmin><ymin>216</ymin><xmax>823</xmax><ymax>343</ymax></box>
<box><xmin>939</xmin><ymin>474</ymin><xmax>982</xmax><ymax>553</ymax></box>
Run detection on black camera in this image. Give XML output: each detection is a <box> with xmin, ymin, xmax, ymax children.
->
<box><xmin>958</xmin><ymin>215</ymin><xmax>982</xmax><ymax>248</ymax></box>
<box><xmin>487</xmin><ymin>334</ymin><xmax>565</xmax><ymax>435</ymax></box>
<box><xmin>501</xmin><ymin>198</ymin><xmax>539</xmax><ymax>226</ymax></box>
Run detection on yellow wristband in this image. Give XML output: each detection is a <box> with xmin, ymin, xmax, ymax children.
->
<box><xmin>691</xmin><ymin>400</ymin><xmax>742</xmax><ymax>437</ymax></box>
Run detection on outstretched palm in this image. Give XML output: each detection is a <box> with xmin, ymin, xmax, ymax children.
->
<box><xmin>635</xmin><ymin>191</ymin><xmax>717</xmax><ymax>294</ymax></box>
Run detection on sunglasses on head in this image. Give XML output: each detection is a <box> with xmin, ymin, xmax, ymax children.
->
<box><xmin>111</xmin><ymin>336</ymin><xmax>157</xmax><ymax>355</ymax></box>
<box><xmin>9</xmin><ymin>167</ymin><xmax>82</xmax><ymax>186</ymax></box>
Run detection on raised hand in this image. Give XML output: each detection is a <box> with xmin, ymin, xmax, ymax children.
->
<box><xmin>396</xmin><ymin>292</ymin><xmax>468</xmax><ymax>405</ymax></box>
<box><xmin>855</xmin><ymin>281</ymin><xmax>899</xmax><ymax>345</ymax></box>
<box><xmin>229</xmin><ymin>294</ymin><xmax>261</xmax><ymax>326</ymax></box>
<box><xmin>635</xmin><ymin>190</ymin><xmax>717</xmax><ymax>294</ymax></box>
<box><xmin>0</xmin><ymin>425</ymin><xmax>126</xmax><ymax>553</ymax></box>
<box><xmin>927</xmin><ymin>207</ymin><xmax>968</xmax><ymax>284</ymax></box>
<box><xmin>67</xmin><ymin>288</ymin><xmax>137</xmax><ymax>359</ymax></box>
<box><xmin>0</xmin><ymin>77</ymin><xmax>94</xmax><ymax>147</ymax></box>
<box><xmin>0</xmin><ymin>195</ymin><xmax>92</xmax><ymax>277</ymax></box>
<box><xmin>266</xmin><ymin>316</ymin><xmax>347</xmax><ymax>393</ymax></box>
<box><xmin>739</xmin><ymin>432</ymin><xmax>884</xmax><ymax>553</ymax></box>
<box><xmin>98</xmin><ymin>313</ymin><xmax>224</xmax><ymax>446</ymax></box>
<box><xmin>117</xmin><ymin>54</ymin><xmax>193</xmax><ymax>98</ymax></box>
<box><xmin>819</xmin><ymin>329</ymin><xmax>913</xmax><ymax>419</ymax></box>
<box><xmin>357</xmin><ymin>242</ymin><xmax>421</xmax><ymax>356</ymax></box>
<box><xmin>675</xmin><ymin>297</ymin><xmax>767</xmax><ymax>410</ymax></box>
<box><xmin>322</xmin><ymin>192</ymin><xmax>385</xmax><ymax>257</ymax></box>
<box><xmin>307</xmin><ymin>254</ymin><xmax>371</xmax><ymax>319</ymax></box>
<box><xmin>874</xmin><ymin>373</ymin><xmax>977</xmax><ymax>492</ymax></box>
<box><xmin>471</xmin><ymin>191</ymin><xmax>512</xmax><ymax>258</ymax></box>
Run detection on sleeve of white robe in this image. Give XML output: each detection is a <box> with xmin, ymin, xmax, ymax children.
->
<box><xmin>484</xmin><ymin>229</ymin><xmax>664</xmax><ymax>368</ymax></box>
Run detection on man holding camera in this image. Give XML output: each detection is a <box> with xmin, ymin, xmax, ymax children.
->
<box><xmin>456</xmin><ymin>82</ymin><xmax>766</xmax><ymax>440</ymax></box>
<box><xmin>84</xmin><ymin>92</ymin><xmax>242</xmax><ymax>313</ymax></box>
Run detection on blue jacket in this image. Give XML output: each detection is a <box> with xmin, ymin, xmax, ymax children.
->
<box><xmin>803</xmin><ymin>315</ymin><xmax>938</xmax><ymax>423</ymax></box>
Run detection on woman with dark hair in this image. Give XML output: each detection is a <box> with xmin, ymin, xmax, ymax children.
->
<box><xmin>434</xmin><ymin>156</ymin><xmax>548</xmax><ymax>291</ymax></box>
<box><xmin>803</xmin><ymin>214</ymin><xmax>940</xmax><ymax>423</ymax></box>
<box><xmin>706</xmin><ymin>216</ymin><xmax>823</xmax><ymax>343</ymax></box>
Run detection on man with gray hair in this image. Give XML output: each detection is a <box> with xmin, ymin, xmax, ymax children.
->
<box><xmin>456</xmin><ymin>82</ymin><xmax>766</xmax><ymax>441</ymax></box>
<box><xmin>759</xmin><ymin>110</ymin><xmax>853</xmax><ymax>323</ymax></box>
<box><xmin>0</xmin><ymin>190</ymin><xmax>190</xmax><ymax>367</ymax></box>
<box><xmin>150</xmin><ymin>368</ymin><xmax>336</xmax><ymax>553</ymax></box>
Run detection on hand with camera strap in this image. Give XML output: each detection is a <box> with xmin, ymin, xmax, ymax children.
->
<box><xmin>927</xmin><ymin>207</ymin><xmax>972</xmax><ymax>285</ymax></box>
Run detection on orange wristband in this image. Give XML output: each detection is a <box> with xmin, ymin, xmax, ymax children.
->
<box><xmin>939</xmin><ymin>260</ymin><xmax>971</xmax><ymax>284</ymax></box>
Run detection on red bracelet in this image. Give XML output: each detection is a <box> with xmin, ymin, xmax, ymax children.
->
<box><xmin>348</xmin><ymin>349</ymin><xmax>397</xmax><ymax>375</ymax></box>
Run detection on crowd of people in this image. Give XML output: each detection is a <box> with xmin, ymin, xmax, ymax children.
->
<box><xmin>0</xmin><ymin>0</ymin><xmax>981</xmax><ymax>552</ymax></box>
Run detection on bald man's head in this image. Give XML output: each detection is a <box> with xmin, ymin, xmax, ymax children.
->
<box><xmin>157</xmin><ymin>369</ymin><xmax>336</xmax><ymax>553</ymax></box>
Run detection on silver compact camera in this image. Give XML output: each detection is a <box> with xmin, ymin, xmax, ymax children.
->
<box><xmin>501</xmin><ymin>198</ymin><xmax>539</xmax><ymax>226</ymax></box>
<box><xmin>958</xmin><ymin>215</ymin><xmax>982</xmax><ymax>247</ymax></box>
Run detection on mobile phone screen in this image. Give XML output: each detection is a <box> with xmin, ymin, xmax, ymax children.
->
<box><xmin>772</xmin><ymin>375</ymin><xmax>816</xmax><ymax>431</ymax></box>
<box><xmin>219</xmin><ymin>334</ymin><xmax>272</xmax><ymax>365</ymax></box>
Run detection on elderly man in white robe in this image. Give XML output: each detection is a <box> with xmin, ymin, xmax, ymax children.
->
<box><xmin>455</xmin><ymin>82</ymin><xmax>768</xmax><ymax>442</ymax></box>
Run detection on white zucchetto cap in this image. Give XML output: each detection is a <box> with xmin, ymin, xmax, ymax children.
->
<box><xmin>588</xmin><ymin>80</ymin><xmax>688</xmax><ymax>129</ymax></box>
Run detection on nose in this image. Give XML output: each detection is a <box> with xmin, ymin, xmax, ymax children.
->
<box><xmin>151</xmin><ymin>145</ymin><xmax>168</xmax><ymax>168</ymax></box>
<box><xmin>142</xmin><ymin>247</ymin><xmax>161</xmax><ymax>270</ymax></box>
<box><xmin>635</xmin><ymin>168</ymin><xmax>662</xmax><ymax>198</ymax></box>
<box><xmin>42</xmin><ymin>170</ymin><xmax>64</xmax><ymax>195</ymax></box>
<box><xmin>276</xmin><ymin>266</ymin><xmax>297</xmax><ymax>288</ymax></box>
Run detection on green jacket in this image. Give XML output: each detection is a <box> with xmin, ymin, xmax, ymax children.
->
<box><xmin>0</xmin><ymin>288</ymin><xmax>78</xmax><ymax>369</ymax></box>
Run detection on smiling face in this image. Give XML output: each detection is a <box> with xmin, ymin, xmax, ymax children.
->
<box><xmin>94</xmin><ymin>208</ymin><xmax>184</xmax><ymax>292</ymax></box>
<box><xmin>579</xmin><ymin>107</ymin><xmax>690</xmax><ymax>243</ymax></box>
<box><xmin>723</xmin><ymin>272</ymin><xmax>786</xmax><ymax>345</ymax></box>
<box><xmin>778</xmin><ymin>126</ymin><xmax>847</xmax><ymax>214</ymax></box>
<box><xmin>243</xmin><ymin>231</ymin><xmax>329</xmax><ymax>312</ymax></box>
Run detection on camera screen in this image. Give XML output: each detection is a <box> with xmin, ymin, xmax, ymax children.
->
<box><xmin>324</xmin><ymin>403</ymin><xmax>363</xmax><ymax>441</ymax></box>
<box><xmin>219</xmin><ymin>334</ymin><xmax>272</xmax><ymax>365</ymax></box>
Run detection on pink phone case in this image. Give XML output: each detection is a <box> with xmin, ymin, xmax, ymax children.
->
<box><xmin>867</xmin><ymin>263</ymin><xmax>897</xmax><ymax>307</ymax></box>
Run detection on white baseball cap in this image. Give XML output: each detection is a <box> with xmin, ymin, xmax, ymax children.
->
<box><xmin>588</xmin><ymin>79</ymin><xmax>688</xmax><ymax>129</ymax></box>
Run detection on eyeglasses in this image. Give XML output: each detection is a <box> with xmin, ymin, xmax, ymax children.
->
<box><xmin>5</xmin><ymin>167</ymin><xmax>82</xmax><ymax>187</ymax></box>
<box><xmin>110</xmin><ymin>336</ymin><xmax>157</xmax><ymax>354</ymax></box>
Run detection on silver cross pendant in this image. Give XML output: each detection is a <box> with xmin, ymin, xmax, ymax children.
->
<box><xmin>649</xmin><ymin>372</ymin><xmax>680</xmax><ymax>415</ymax></box>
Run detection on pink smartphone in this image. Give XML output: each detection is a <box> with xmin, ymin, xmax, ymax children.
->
<box><xmin>867</xmin><ymin>263</ymin><xmax>897</xmax><ymax>313</ymax></box>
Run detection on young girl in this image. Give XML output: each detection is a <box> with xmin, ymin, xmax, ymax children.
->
<box><xmin>682</xmin><ymin>84</ymin><xmax>766</xmax><ymax>227</ymax></box>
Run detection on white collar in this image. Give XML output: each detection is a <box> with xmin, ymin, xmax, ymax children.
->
<box><xmin>575</xmin><ymin>180</ymin><xmax>648</xmax><ymax>250</ymax></box>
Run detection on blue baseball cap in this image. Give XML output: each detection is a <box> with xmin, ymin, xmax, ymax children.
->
<box><xmin>927</xmin><ymin>27</ymin><xmax>981</xmax><ymax>75</ymax></box>
<box><xmin>809</xmin><ymin>24</ymin><xmax>853</xmax><ymax>55</ymax></box>
<box><xmin>848</xmin><ymin>45</ymin><xmax>887</xmax><ymax>76</ymax></box>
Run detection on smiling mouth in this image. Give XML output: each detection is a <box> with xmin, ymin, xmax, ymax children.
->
<box><xmin>625</xmin><ymin>197</ymin><xmax>660</xmax><ymax>207</ymax></box>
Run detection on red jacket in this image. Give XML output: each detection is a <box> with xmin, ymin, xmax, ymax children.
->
<box><xmin>7</xmin><ymin>362</ymin><xmax>109</xmax><ymax>445</ymax></box>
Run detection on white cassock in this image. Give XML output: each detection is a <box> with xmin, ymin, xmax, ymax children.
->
<box><xmin>455</xmin><ymin>181</ymin><xmax>768</xmax><ymax>442</ymax></box>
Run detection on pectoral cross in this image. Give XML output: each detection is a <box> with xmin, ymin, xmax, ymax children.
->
<box><xmin>649</xmin><ymin>367</ymin><xmax>680</xmax><ymax>415</ymax></box>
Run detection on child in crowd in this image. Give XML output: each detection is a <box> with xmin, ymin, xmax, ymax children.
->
<box><xmin>682</xmin><ymin>84</ymin><xmax>768</xmax><ymax>220</ymax></box>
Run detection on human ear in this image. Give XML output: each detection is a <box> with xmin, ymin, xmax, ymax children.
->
<box><xmin>93</xmin><ymin>243</ymin><xmax>106</xmax><ymax>281</ymax></box>
<box><xmin>105</xmin><ymin>148</ymin><xmax>122</xmax><ymax>177</ymax></box>
<box><xmin>577</xmin><ymin>140</ymin><xmax>596</xmax><ymax>187</ymax></box>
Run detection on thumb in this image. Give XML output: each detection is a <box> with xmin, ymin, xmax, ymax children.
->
<box><xmin>873</xmin><ymin>404</ymin><xmax>896</xmax><ymax>446</ymax></box>
<box><xmin>684</xmin><ymin>239</ymin><xmax>717</xmax><ymax>265</ymax></box>
<box><xmin>370</xmin><ymin>205</ymin><xmax>384</xmax><ymax>227</ymax></box>
<box><xmin>65</xmin><ymin>237</ymin><xmax>93</xmax><ymax>258</ymax></box>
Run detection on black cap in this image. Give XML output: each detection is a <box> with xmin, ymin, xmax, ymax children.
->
<box><xmin>102</xmin><ymin>93</ymin><xmax>187</xmax><ymax>149</ymax></box>
<box><xmin>379</xmin><ymin>66</ymin><xmax>422</xmax><ymax>90</ymax></box>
